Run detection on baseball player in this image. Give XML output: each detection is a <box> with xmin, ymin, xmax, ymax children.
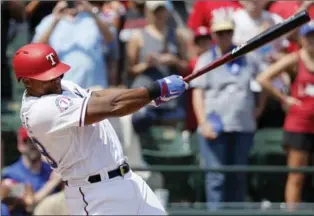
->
<box><xmin>13</xmin><ymin>43</ymin><xmax>188</xmax><ymax>215</ymax></box>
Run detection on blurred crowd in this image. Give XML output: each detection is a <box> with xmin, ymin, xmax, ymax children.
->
<box><xmin>2</xmin><ymin>0</ymin><xmax>314</xmax><ymax>215</ymax></box>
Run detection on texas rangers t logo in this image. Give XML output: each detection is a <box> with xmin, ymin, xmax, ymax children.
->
<box><xmin>46</xmin><ymin>53</ymin><xmax>56</xmax><ymax>66</ymax></box>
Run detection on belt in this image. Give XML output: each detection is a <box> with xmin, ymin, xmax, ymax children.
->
<box><xmin>63</xmin><ymin>162</ymin><xmax>130</xmax><ymax>186</ymax></box>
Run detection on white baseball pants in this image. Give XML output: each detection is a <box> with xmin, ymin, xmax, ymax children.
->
<box><xmin>64</xmin><ymin>171</ymin><xmax>167</xmax><ymax>215</ymax></box>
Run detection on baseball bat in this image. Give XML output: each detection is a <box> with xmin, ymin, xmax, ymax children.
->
<box><xmin>184</xmin><ymin>10</ymin><xmax>311</xmax><ymax>83</ymax></box>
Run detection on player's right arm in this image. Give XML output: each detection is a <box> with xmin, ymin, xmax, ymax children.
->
<box><xmin>25</xmin><ymin>76</ymin><xmax>187</xmax><ymax>136</ymax></box>
<box><xmin>84</xmin><ymin>75</ymin><xmax>188</xmax><ymax>125</ymax></box>
<box><xmin>85</xmin><ymin>87</ymin><xmax>153</xmax><ymax>124</ymax></box>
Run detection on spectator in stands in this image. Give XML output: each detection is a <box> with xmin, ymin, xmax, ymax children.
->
<box><xmin>187</xmin><ymin>0</ymin><xmax>242</xmax><ymax>31</ymax></box>
<box><xmin>32</xmin><ymin>0</ymin><xmax>117</xmax><ymax>89</ymax></box>
<box><xmin>1</xmin><ymin>1</ymin><xmax>25</xmax><ymax>102</ymax></box>
<box><xmin>252</xmin><ymin>2</ymin><xmax>314</xmax><ymax>160</ymax></box>
<box><xmin>257</xmin><ymin>21</ymin><xmax>314</xmax><ymax>210</ymax></box>
<box><xmin>2</xmin><ymin>127</ymin><xmax>61</xmax><ymax>216</ymax></box>
<box><xmin>191</xmin><ymin>17</ymin><xmax>265</xmax><ymax>209</ymax></box>
<box><xmin>128</xmin><ymin>1</ymin><xmax>194</xmax><ymax>203</ymax></box>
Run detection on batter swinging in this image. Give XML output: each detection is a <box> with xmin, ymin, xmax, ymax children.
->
<box><xmin>13</xmin><ymin>43</ymin><xmax>187</xmax><ymax>215</ymax></box>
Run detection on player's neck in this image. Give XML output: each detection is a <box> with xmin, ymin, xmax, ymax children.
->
<box><xmin>26</xmin><ymin>88</ymin><xmax>58</xmax><ymax>97</ymax></box>
<box><xmin>26</xmin><ymin>88</ymin><xmax>44</xmax><ymax>97</ymax></box>
<box><xmin>22</xmin><ymin>156</ymin><xmax>41</xmax><ymax>173</ymax></box>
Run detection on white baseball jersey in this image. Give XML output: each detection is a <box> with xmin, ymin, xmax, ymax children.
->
<box><xmin>20</xmin><ymin>80</ymin><xmax>126</xmax><ymax>180</ymax></box>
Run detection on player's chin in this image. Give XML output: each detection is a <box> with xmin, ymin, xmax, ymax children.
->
<box><xmin>55</xmin><ymin>85</ymin><xmax>63</xmax><ymax>94</ymax></box>
<box><xmin>48</xmin><ymin>84</ymin><xmax>62</xmax><ymax>94</ymax></box>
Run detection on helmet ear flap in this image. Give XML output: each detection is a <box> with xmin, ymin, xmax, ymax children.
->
<box><xmin>22</xmin><ymin>79</ymin><xmax>32</xmax><ymax>89</ymax></box>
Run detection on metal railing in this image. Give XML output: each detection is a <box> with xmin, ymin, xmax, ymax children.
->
<box><xmin>132</xmin><ymin>165</ymin><xmax>314</xmax><ymax>216</ymax></box>
<box><xmin>166</xmin><ymin>202</ymin><xmax>314</xmax><ymax>216</ymax></box>
<box><xmin>132</xmin><ymin>165</ymin><xmax>314</xmax><ymax>173</ymax></box>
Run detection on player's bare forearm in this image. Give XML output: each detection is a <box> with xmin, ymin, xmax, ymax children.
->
<box><xmin>85</xmin><ymin>88</ymin><xmax>152</xmax><ymax>125</ymax></box>
<box><xmin>85</xmin><ymin>75</ymin><xmax>187</xmax><ymax>125</ymax></box>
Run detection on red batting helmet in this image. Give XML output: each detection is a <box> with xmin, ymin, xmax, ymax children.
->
<box><xmin>12</xmin><ymin>43</ymin><xmax>70</xmax><ymax>81</ymax></box>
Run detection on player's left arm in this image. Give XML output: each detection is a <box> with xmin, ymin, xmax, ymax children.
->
<box><xmin>34</xmin><ymin>76</ymin><xmax>187</xmax><ymax>135</ymax></box>
<box><xmin>84</xmin><ymin>75</ymin><xmax>188</xmax><ymax>125</ymax></box>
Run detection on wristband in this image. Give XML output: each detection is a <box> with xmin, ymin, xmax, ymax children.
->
<box><xmin>145</xmin><ymin>81</ymin><xmax>161</xmax><ymax>100</ymax></box>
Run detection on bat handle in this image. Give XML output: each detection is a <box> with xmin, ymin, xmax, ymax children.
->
<box><xmin>183</xmin><ymin>74</ymin><xmax>195</xmax><ymax>83</ymax></box>
<box><xmin>183</xmin><ymin>53</ymin><xmax>233</xmax><ymax>83</ymax></box>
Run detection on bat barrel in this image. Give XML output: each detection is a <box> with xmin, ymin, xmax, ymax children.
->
<box><xmin>232</xmin><ymin>10</ymin><xmax>311</xmax><ymax>58</ymax></box>
<box><xmin>184</xmin><ymin>10</ymin><xmax>311</xmax><ymax>83</ymax></box>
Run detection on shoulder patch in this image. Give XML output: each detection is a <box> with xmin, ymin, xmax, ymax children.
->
<box><xmin>55</xmin><ymin>96</ymin><xmax>73</xmax><ymax>112</ymax></box>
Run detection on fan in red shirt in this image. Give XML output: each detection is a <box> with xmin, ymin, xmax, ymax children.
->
<box><xmin>257</xmin><ymin>22</ymin><xmax>314</xmax><ymax>209</ymax></box>
<box><xmin>187</xmin><ymin>0</ymin><xmax>242</xmax><ymax>31</ymax></box>
<box><xmin>186</xmin><ymin>26</ymin><xmax>212</xmax><ymax>132</ymax></box>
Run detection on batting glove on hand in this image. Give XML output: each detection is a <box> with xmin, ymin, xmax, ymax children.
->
<box><xmin>151</xmin><ymin>75</ymin><xmax>188</xmax><ymax>107</ymax></box>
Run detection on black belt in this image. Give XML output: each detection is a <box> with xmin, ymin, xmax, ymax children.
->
<box><xmin>64</xmin><ymin>162</ymin><xmax>130</xmax><ymax>186</ymax></box>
